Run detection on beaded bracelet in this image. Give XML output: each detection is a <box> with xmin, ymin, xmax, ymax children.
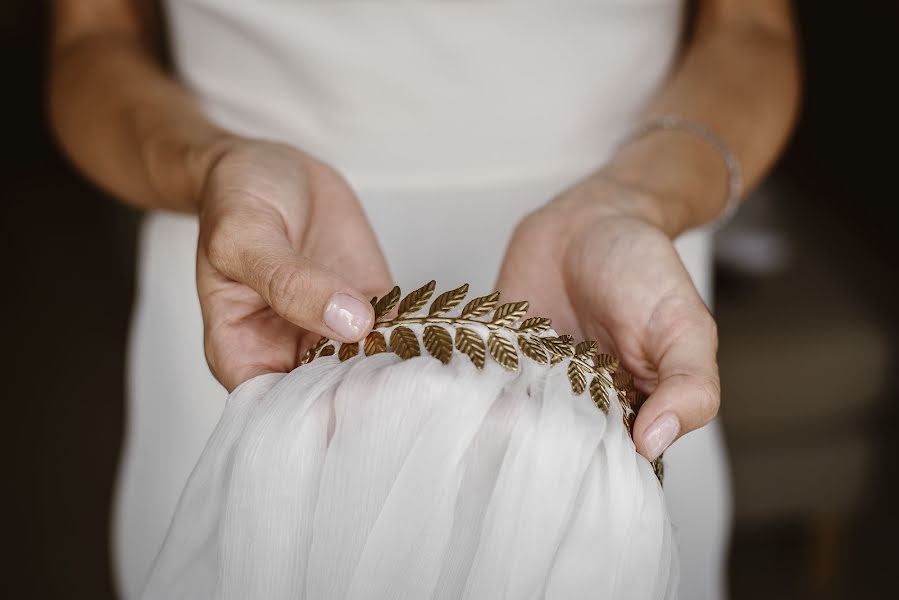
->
<box><xmin>622</xmin><ymin>114</ymin><xmax>743</xmax><ymax>230</ymax></box>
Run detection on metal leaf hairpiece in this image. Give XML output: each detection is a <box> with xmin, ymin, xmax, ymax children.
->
<box><xmin>299</xmin><ymin>280</ymin><xmax>659</xmax><ymax>480</ymax></box>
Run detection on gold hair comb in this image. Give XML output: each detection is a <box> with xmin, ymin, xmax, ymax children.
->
<box><xmin>299</xmin><ymin>280</ymin><xmax>662</xmax><ymax>481</ymax></box>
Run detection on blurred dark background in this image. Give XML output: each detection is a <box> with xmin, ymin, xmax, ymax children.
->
<box><xmin>1</xmin><ymin>2</ymin><xmax>896</xmax><ymax>598</ymax></box>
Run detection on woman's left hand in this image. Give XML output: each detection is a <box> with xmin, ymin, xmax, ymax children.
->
<box><xmin>495</xmin><ymin>175</ymin><xmax>720</xmax><ymax>460</ymax></box>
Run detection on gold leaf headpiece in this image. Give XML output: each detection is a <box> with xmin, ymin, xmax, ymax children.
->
<box><xmin>299</xmin><ymin>280</ymin><xmax>661</xmax><ymax>481</ymax></box>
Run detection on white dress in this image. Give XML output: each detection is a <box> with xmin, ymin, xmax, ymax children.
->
<box><xmin>114</xmin><ymin>1</ymin><xmax>731</xmax><ymax>598</ymax></box>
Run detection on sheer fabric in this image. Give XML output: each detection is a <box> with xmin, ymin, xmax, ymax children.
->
<box><xmin>143</xmin><ymin>323</ymin><xmax>678</xmax><ymax>599</ymax></box>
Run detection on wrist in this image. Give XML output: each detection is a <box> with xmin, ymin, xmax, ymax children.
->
<box><xmin>600</xmin><ymin>125</ymin><xmax>735</xmax><ymax>236</ymax></box>
<box><xmin>140</xmin><ymin>120</ymin><xmax>242</xmax><ymax>213</ymax></box>
<box><xmin>547</xmin><ymin>173</ymin><xmax>687</xmax><ymax>240</ymax></box>
<box><xmin>186</xmin><ymin>131</ymin><xmax>243</xmax><ymax>210</ymax></box>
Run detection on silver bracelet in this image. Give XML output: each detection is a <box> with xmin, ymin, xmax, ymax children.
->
<box><xmin>622</xmin><ymin>114</ymin><xmax>743</xmax><ymax>230</ymax></box>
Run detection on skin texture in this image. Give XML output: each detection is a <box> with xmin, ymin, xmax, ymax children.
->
<box><xmin>49</xmin><ymin>0</ymin><xmax>800</xmax><ymax>458</ymax></box>
<box><xmin>495</xmin><ymin>181</ymin><xmax>722</xmax><ymax>459</ymax></box>
<box><xmin>495</xmin><ymin>1</ymin><xmax>800</xmax><ymax>457</ymax></box>
<box><xmin>197</xmin><ymin>141</ymin><xmax>392</xmax><ymax>390</ymax></box>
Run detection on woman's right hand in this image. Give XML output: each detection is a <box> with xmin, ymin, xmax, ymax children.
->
<box><xmin>196</xmin><ymin>139</ymin><xmax>392</xmax><ymax>391</ymax></box>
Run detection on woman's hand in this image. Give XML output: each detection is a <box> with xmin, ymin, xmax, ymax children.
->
<box><xmin>496</xmin><ymin>176</ymin><xmax>720</xmax><ymax>460</ymax></box>
<box><xmin>196</xmin><ymin>139</ymin><xmax>392</xmax><ymax>390</ymax></box>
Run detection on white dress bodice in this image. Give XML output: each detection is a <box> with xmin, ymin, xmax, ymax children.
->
<box><xmin>163</xmin><ymin>0</ymin><xmax>686</xmax><ymax>292</ymax></box>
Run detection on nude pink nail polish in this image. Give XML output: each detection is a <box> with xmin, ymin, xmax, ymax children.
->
<box><xmin>324</xmin><ymin>293</ymin><xmax>372</xmax><ymax>340</ymax></box>
<box><xmin>644</xmin><ymin>412</ymin><xmax>680</xmax><ymax>460</ymax></box>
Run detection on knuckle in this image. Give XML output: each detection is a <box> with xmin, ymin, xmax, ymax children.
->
<box><xmin>265</xmin><ymin>263</ymin><xmax>312</xmax><ymax>315</ymax></box>
<box><xmin>665</xmin><ymin>298</ymin><xmax>719</xmax><ymax>349</ymax></box>
<box><xmin>204</xmin><ymin>215</ymin><xmax>240</xmax><ymax>268</ymax></box>
<box><xmin>651</xmin><ymin>295</ymin><xmax>699</xmax><ymax>333</ymax></box>
<box><xmin>695</xmin><ymin>373</ymin><xmax>722</xmax><ymax>423</ymax></box>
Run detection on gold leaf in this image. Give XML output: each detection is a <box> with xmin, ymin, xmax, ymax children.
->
<box><xmin>568</xmin><ymin>361</ymin><xmax>588</xmax><ymax>395</ymax></box>
<box><xmin>423</xmin><ymin>324</ymin><xmax>453</xmax><ymax>364</ymax></box>
<box><xmin>556</xmin><ymin>337</ymin><xmax>575</xmax><ymax>356</ymax></box>
<box><xmin>364</xmin><ymin>331</ymin><xmax>387</xmax><ymax>356</ymax></box>
<box><xmin>625</xmin><ymin>390</ymin><xmax>640</xmax><ymax>414</ymax></box>
<box><xmin>651</xmin><ymin>458</ymin><xmax>664</xmax><ymax>484</ymax></box>
<box><xmin>573</xmin><ymin>353</ymin><xmax>594</xmax><ymax>365</ymax></box>
<box><xmin>517</xmin><ymin>334</ymin><xmax>549</xmax><ymax>364</ymax></box>
<box><xmin>617</xmin><ymin>388</ymin><xmax>630</xmax><ymax>411</ymax></box>
<box><xmin>338</xmin><ymin>342</ymin><xmax>359</xmax><ymax>362</ymax></box>
<box><xmin>487</xmin><ymin>332</ymin><xmax>519</xmax><ymax>370</ymax></box>
<box><xmin>634</xmin><ymin>389</ymin><xmax>649</xmax><ymax>411</ymax></box>
<box><xmin>397</xmin><ymin>280</ymin><xmax>437</xmax><ymax>318</ymax></box>
<box><xmin>517</xmin><ymin>316</ymin><xmax>552</xmax><ymax>333</ymax></box>
<box><xmin>374</xmin><ymin>286</ymin><xmax>401</xmax><ymax>320</ymax></box>
<box><xmin>613</xmin><ymin>369</ymin><xmax>633</xmax><ymax>391</ymax></box>
<box><xmin>389</xmin><ymin>325</ymin><xmax>420</xmax><ymax>359</ymax></box>
<box><xmin>617</xmin><ymin>387</ymin><xmax>637</xmax><ymax>434</ymax></box>
<box><xmin>491</xmin><ymin>301</ymin><xmax>529</xmax><ymax>326</ymax></box>
<box><xmin>623</xmin><ymin>409</ymin><xmax>636</xmax><ymax>436</ymax></box>
<box><xmin>590</xmin><ymin>376</ymin><xmax>610</xmax><ymax>414</ymax></box>
<box><xmin>595</xmin><ymin>353</ymin><xmax>619</xmax><ymax>373</ymax></box>
<box><xmin>319</xmin><ymin>344</ymin><xmax>335</xmax><ymax>357</ymax></box>
<box><xmin>594</xmin><ymin>367</ymin><xmax>614</xmax><ymax>387</ymax></box>
<box><xmin>298</xmin><ymin>336</ymin><xmax>327</xmax><ymax>365</ymax></box>
<box><xmin>539</xmin><ymin>336</ymin><xmax>575</xmax><ymax>359</ymax></box>
<box><xmin>460</xmin><ymin>291</ymin><xmax>500</xmax><ymax>319</ymax></box>
<box><xmin>428</xmin><ymin>283</ymin><xmax>470</xmax><ymax>316</ymax></box>
<box><xmin>455</xmin><ymin>326</ymin><xmax>486</xmax><ymax>369</ymax></box>
<box><xmin>298</xmin><ymin>347</ymin><xmax>317</xmax><ymax>366</ymax></box>
<box><xmin>575</xmin><ymin>340</ymin><xmax>598</xmax><ymax>358</ymax></box>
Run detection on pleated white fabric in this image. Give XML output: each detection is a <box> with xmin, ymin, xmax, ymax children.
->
<box><xmin>142</xmin><ymin>324</ymin><xmax>678</xmax><ymax>600</ymax></box>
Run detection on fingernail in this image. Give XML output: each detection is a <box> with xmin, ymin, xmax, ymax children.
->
<box><xmin>644</xmin><ymin>412</ymin><xmax>680</xmax><ymax>460</ymax></box>
<box><xmin>324</xmin><ymin>293</ymin><xmax>372</xmax><ymax>340</ymax></box>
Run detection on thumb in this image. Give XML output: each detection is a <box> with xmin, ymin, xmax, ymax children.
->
<box><xmin>631</xmin><ymin>306</ymin><xmax>720</xmax><ymax>460</ymax></box>
<box><xmin>209</xmin><ymin>228</ymin><xmax>376</xmax><ymax>343</ymax></box>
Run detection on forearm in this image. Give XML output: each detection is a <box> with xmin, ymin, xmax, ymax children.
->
<box><xmin>49</xmin><ymin>4</ymin><xmax>231</xmax><ymax>212</ymax></box>
<box><xmin>598</xmin><ymin>1</ymin><xmax>801</xmax><ymax>237</ymax></box>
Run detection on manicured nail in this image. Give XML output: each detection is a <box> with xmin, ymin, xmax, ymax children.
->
<box><xmin>324</xmin><ymin>293</ymin><xmax>372</xmax><ymax>340</ymax></box>
<box><xmin>644</xmin><ymin>412</ymin><xmax>680</xmax><ymax>460</ymax></box>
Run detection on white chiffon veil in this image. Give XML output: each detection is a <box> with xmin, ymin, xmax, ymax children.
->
<box><xmin>141</xmin><ymin>282</ymin><xmax>678</xmax><ymax>599</ymax></box>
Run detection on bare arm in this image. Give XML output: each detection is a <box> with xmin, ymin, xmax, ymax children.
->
<box><xmin>498</xmin><ymin>0</ymin><xmax>800</xmax><ymax>459</ymax></box>
<box><xmin>600</xmin><ymin>0</ymin><xmax>801</xmax><ymax>235</ymax></box>
<box><xmin>49</xmin><ymin>0</ymin><xmax>390</xmax><ymax>390</ymax></box>
<box><xmin>49</xmin><ymin>0</ymin><xmax>229</xmax><ymax>212</ymax></box>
